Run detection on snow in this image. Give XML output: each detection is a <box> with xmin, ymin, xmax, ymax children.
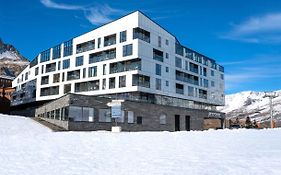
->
<box><xmin>218</xmin><ymin>90</ymin><xmax>281</xmax><ymax>121</ymax></box>
<box><xmin>1</xmin><ymin>114</ymin><xmax>281</xmax><ymax>175</ymax></box>
<box><xmin>0</xmin><ymin>51</ymin><xmax>20</xmax><ymax>60</ymax></box>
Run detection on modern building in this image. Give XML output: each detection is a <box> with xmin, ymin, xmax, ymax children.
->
<box><xmin>11</xmin><ymin>11</ymin><xmax>225</xmax><ymax>131</ymax></box>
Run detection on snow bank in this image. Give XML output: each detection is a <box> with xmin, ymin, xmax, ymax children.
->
<box><xmin>1</xmin><ymin>114</ymin><xmax>281</xmax><ymax>175</ymax></box>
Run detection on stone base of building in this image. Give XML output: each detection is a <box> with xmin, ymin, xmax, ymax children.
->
<box><xmin>33</xmin><ymin>93</ymin><xmax>225</xmax><ymax>132</ymax></box>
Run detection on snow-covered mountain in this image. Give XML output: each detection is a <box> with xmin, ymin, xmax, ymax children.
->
<box><xmin>0</xmin><ymin>39</ymin><xmax>29</xmax><ymax>77</ymax></box>
<box><xmin>218</xmin><ymin>90</ymin><xmax>281</xmax><ymax>122</ymax></box>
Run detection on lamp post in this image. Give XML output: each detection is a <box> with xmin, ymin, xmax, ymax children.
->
<box><xmin>264</xmin><ymin>92</ymin><xmax>278</xmax><ymax>128</ymax></box>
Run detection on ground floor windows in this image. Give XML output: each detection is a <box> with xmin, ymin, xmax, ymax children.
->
<box><xmin>160</xmin><ymin>114</ymin><xmax>166</xmax><ymax>125</ymax></box>
<box><xmin>69</xmin><ymin>106</ymin><xmax>94</xmax><ymax>122</ymax></box>
<box><xmin>99</xmin><ymin>108</ymin><xmax>111</xmax><ymax>122</ymax></box>
<box><xmin>128</xmin><ymin>111</ymin><xmax>134</xmax><ymax>123</ymax></box>
<box><xmin>137</xmin><ymin>116</ymin><xmax>143</xmax><ymax>124</ymax></box>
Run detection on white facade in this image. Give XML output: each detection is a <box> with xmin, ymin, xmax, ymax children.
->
<box><xmin>12</xmin><ymin>11</ymin><xmax>225</xmax><ymax>107</ymax></box>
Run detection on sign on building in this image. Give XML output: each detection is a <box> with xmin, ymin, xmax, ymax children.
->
<box><xmin>107</xmin><ymin>100</ymin><xmax>124</xmax><ymax>118</ymax></box>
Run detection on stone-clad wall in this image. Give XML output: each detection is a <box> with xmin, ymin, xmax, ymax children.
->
<box><xmin>35</xmin><ymin>93</ymin><xmax>224</xmax><ymax>131</ymax></box>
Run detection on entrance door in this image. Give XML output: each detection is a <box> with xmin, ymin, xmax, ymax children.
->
<box><xmin>175</xmin><ymin>115</ymin><xmax>180</xmax><ymax>131</ymax></box>
<box><xmin>185</xmin><ymin>116</ymin><xmax>190</xmax><ymax>131</ymax></box>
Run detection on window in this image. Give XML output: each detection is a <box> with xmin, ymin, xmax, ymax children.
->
<box><xmin>166</xmin><ymin>53</ymin><xmax>169</xmax><ymax>59</ymax></box>
<box><xmin>165</xmin><ymin>39</ymin><xmax>169</xmax><ymax>46</ymax></box>
<box><xmin>41</xmin><ymin>65</ymin><xmax>44</xmax><ymax>74</ymax></box>
<box><xmin>63</xmin><ymin>39</ymin><xmax>73</xmax><ymax>57</ymax></box>
<box><xmin>52</xmin><ymin>44</ymin><xmax>61</xmax><ymax>59</ymax></box>
<box><xmin>203</xmin><ymin>79</ymin><xmax>208</xmax><ymax>88</ymax></box>
<box><xmin>185</xmin><ymin>60</ymin><xmax>188</xmax><ymax>70</ymax></box>
<box><xmin>137</xmin><ymin>116</ymin><xmax>143</xmax><ymax>124</ymax></box>
<box><xmin>88</xmin><ymin>66</ymin><xmax>97</xmax><ymax>77</ymax></box>
<box><xmin>82</xmin><ymin>107</ymin><xmax>94</xmax><ymax>122</ymax></box>
<box><xmin>119</xmin><ymin>76</ymin><xmax>126</xmax><ymax>88</ymax></box>
<box><xmin>158</xmin><ymin>36</ymin><xmax>161</xmax><ymax>47</ymax></box>
<box><xmin>175</xmin><ymin>57</ymin><xmax>182</xmax><ymax>68</ymax></box>
<box><xmin>40</xmin><ymin>49</ymin><xmax>50</xmax><ymax>63</ymax></box>
<box><xmin>102</xmin><ymin>79</ymin><xmax>106</xmax><ymax>89</ymax></box>
<box><xmin>176</xmin><ymin>70</ymin><xmax>199</xmax><ymax>85</ymax></box>
<box><xmin>153</xmin><ymin>49</ymin><xmax>164</xmax><ymax>62</ymax></box>
<box><xmin>58</xmin><ymin>61</ymin><xmax>61</xmax><ymax>70</ymax></box>
<box><xmin>175</xmin><ymin>42</ymin><xmax>184</xmax><ymax>56</ymax></box>
<box><xmin>64</xmin><ymin>84</ymin><xmax>71</xmax><ymax>94</ymax></box>
<box><xmin>53</xmin><ymin>73</ymin><xmax>60</xmax><ymax>83</ymax></box>
<box><xmin>103</xmin><ymin>64</ymin><xmax>106</xmax><ymax>75</ymax></box>
<box><xmin>156</xmin><ymin>78</ymin><xmax>161</xmax><ymax>90</ymax></box>
<box><xmin>109</xmin><ymin>77</ymin><xmax>115</xmax><ymax>89</ymax></box>
<box><xmin>75</xmin><ymin>80</ymin><xmax>99</xmax><ymax>92</ymax></box>
<box><xmin>46</xmin><ymin>63</ymin><xmax>56</xmax><ymax>73</ymax></box>
<box><xmin>104</xmin><ymin>34</ymin><xmax>116</xmax><ymax>47</ymax></box>
<box><xmin>211</xmin><ymin>81</ymin><xmax>215</xmax><ymax>87</ymax></box>
<box><xmin>40</xmin><ymin>86</ymin><xmax>59</xmax><ymax>96</ymax></box>
<box><xmin>89</xmin><ymin>48</ymin><xmax>116</xmax><ymax>63</ymax></box>
<box><xmin>123</xmin><ymin>44</ymin><xmax>133</xmax><ymax>57</ymax></box>
<box><xmin>99</xmin><ymin>109</ymin><xmax>111</xmax><ymax>122</ymax></box>
<box><xmin>166</xmin><ymin>80</ymin><xmax>169</xmax><ymax>87</ymax></box>
<box><xmin>165</xmin><ymin>67</ymin><xmax>169</xmax><ymax>73</ymax></box>
<box><xmin>203</xmin><ymin>67</ymin><xmax>207</xmax><ymax>77</ymax></box>
<box><xmin>189</xmin><ymin>62</ymin><xmax>199</xmax><ymax>74</ymax></box>
<box><xmin>211</xmin><ymin>70</ymin><xmax>214</xmax><ymax>76</ymax></box>
<box><xmin>160</xmin><ymin>114</ymin><xmax>166</xmax><ymax>124</ymax></box>
<box><xmin>62</xmin><ymin>72</ymin><xmax>65</xmax><ymax>82</ymax></box>
<box><xmin>199</xmin><ymin>89</ymin><xmax>207</xmax><ymax>99</ymax></box>
<box><xmin>176</xmin><ymin>83</ymin><xmax>184</xmax><ymax>94</ymax></box>
<box><xmin>133</xmin><ymin>27</ymin><xmax>150</xmax><ymax>43</ymax></box>
<box><xmin>83</xmin><ymin>68</ymin><xmax>86</xmax><ymax>78</ymax></box>
<box><xmin>128</xmin><ymin>111</ymin><xmax>134</xmax><ymax>123</ymax></box>
<box><xmin>35</xmin><ymin>67</ymin><xmax>39</xmax><ymax>76</ymax></box>
<box><xmin>41</xmin><ymin>76</ymin><xmax>49</xmax><ymax>85</ymax></box>
<box><xmin>67</xmin><ymin>70</ymin><xmax>80</xmax><ymax>81</ymax></box>
<box><xmin>120</xmin><ymin>31</ymin><xmax>127</xmax><ymax>43</ymax></box>
<box><xmin>75</xmin><ymin>56</ymin><xmax>83</xmax><ymax>67</ymax></box>
<box><xmin>132</xmin><ymin>74</ymin><xmax>150</xmax><ymax>88</ymax></box>
<box><xmin>98</xmin><ymin>38</ymin><xmax>101</xmax><ymax>48</ymax></box>
<box><xmin>25</xmin><ymin>72</ymin><xmax>28</xmax><ymax>80</ymax></box>
<box><xmin>110</xmin><ymin>58</ymin><xmax>141</xmax><ymax>74</ymax></box>
<box><xmin>76</xmin><ymin>39</ymin><xmax>95</xmax><ymax>53</ymax></box>
<box><xmin>221</xmin><ymin>74</ymin><xmax>224</xmax><ymax>80</ymax></box>
<box><xmin>69</xmin><ymin>106</ymin><xmax>82</xmax><ymax>121</ymax></box>
<box><xmin>63</xmin><ymin>59</ymin><xmax>70</xmax><ymax>69</ymax></box>
<box><xmin>188</xmin><ymin>86</ymin><xmax>194</xmax><ymax>97</ymax></box>
<box><xmin>156</xmin><ymin>64</ymin><xmax>161</xmax><ymax>76</ymax></box>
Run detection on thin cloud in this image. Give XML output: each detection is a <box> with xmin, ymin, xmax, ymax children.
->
<box><xmin>40</xmin><ymin>0</ymin><xmax>124</xmax><ymax>25</ymax></box>
<box><xmin>221</xmin><ymin>12</ymin><xmax>281</xmax><ymax>44</ymax></box>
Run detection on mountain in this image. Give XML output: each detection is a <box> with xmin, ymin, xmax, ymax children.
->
<box><xmin>218</xmin><ymin>90</ymin><xmax>281</xmax><ymax>122</ymax></box>
<box><xmin>0</xmin><ymin>39</ymin><xmax>29</xmax><ymax>77</ymax></box>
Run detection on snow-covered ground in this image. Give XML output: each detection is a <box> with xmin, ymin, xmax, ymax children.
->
<box><xmin>1</xmin><ymin>114</ymin><xmax>281</xmax><ymax>175</ymax></box>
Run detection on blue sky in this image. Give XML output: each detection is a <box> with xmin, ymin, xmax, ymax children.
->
<box><xmin>1</xmin><ymin>0</ymin><xmax>281</xmax><ymax>94</ymax></box>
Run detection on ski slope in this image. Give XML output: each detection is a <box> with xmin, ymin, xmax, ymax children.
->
<box><xmin>1</xmin><ymin>114</ymin><xmax>281</xmax><ymax>175</ymax></box>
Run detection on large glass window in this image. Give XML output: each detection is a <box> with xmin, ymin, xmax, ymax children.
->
<box><xmin>176</xmin><ymin>83</ymin><xmax>184</xmax><ymax>94</ymax></box>
<box><xmin>175</xmin><ymin>57</ymin><xmax>182</xmax><ymax>68</ymax></box>
<box><xmin>156</xmin><ymin>78</ymin><xmax>161</xmax><ymax>90</ymax></box>
<box><xmin>203</xmin><ymin>79</ymin><xmax>208</xmax><ymax>88</ymax></box>
<box><xmin>153</xmin><ymin>49</ymin><xmax>163</xmax><ymax>62</ymax></box>
<box><xmin>99</xmin><ymin>109</ymin><xmax>111</xmax><ymax>122</ymax></box>
<box><xmin>189</xmin><ymin>62</ymin><xmax>199</xmax><ymax>74</ymax></box>
<box><xmin>67</xmin><ymin>70</ymin><xmax>80</xmax><ymax>81</ymax></box>
<box><xmin>45</xmin><ymin>63</ymin><xmax>56</xmax><ymax>73</ymax></box>
<box><xmin>76</xmin><ymin>39</ymin><xmax>95</xmax><ymax>54</ymax></box>
<box><xmin>63</xmin><ymin>59</ymin><xmax>70</xmax><ymax>69</ymax></box>
<box><xmin>41</xmin><ymin>76</ymin><xmax>49</xmax><ymax>85</ymax></box>
<box><xmin>199</xmin><ymin>89</ymin><xmax>207</xmax><ymax>99</ymax></box>
<box><xmin>40</xmin><ymin>49</ymin><xmax>50</xmax><ymax>63</ymax></box>
<box><xmin>160</xmin><ymin>114</ymin><xmax>166</xmax><ymax>125</ymax></box>
<box><xmin>132</xmin><ymin>74</ymin><xmax>150</xmax><ymax>88</ymax></box>
<box><xmin>52</xmin><ymin>44</ymin><xmax>61</xmax><ymax>59</ymax></box>
<box><xmin>120</xmin><ymin>31</ymin><xmax>127</xmax><ymax>43</ymax></box>
<box><xmin>123</xmin><ymin>44</ymin><xmax>133</xmax><ymax>57</ymax></box>
<box><xmin>104</xmin><ymin>34</ymin><xmax>116</xmax><ymax>47</ymax></box>
<box><xmin>88</xmin><ymin>66</ymin><xmax>97</xmax><ymax>77</ymax></box>
<box><xmin>63</xmin><ymin>39</ymin><xmax>73</xmax><ymax>57</ymax></box>
<box><xmin>188</xmin><ymin>86</ymin><xmax>194</xmax><ymax>96</ymax></box>
<box><xmin>75</xmin><ymin>56</ymin><xmax>84</xmax><ymax>67</ymax></box>
<box><xmin>156</xmin><ymin>64</ymin><xmax>161</xmax><ymax>76</ymax></box>
<box><xmin>133</xmin><ymin>27</ymin><xmax>150</xmax><ymax>43</ymax></box>
<box><xmin>110</xmin><ymin>58</ymin><xmax>141</xmax><ymax>74</ymax></box>
<box><xmin>75</xmin><ymin>80</ymin><xmax>99</xmax><ymax>92</ymax></box>
<box><xmin>89</xmin><ymin>48</ymin><xmax>116</xmax><ymax>63</ymax></box>
<box><xmin>109</xmin><ymin>77</ymin><xmax>115</xmax><ymax>89</ymax></box>
<box><xmin>40</xmin><ymin>86</ymin><xmax>59</xmax><ymax>96</ymax></box>
<box><xmin>119</xmin><ymin>75</ymin><xmax>126</xmax><ymax>88</ymax></box>
<box><xmin>64</xmin><ymin>84</ymin><xmax>71</xmax><ymax>94</ymax></box>
<box><xmin>176</xmin><ymin>70</ymin><xmax>199</xmax><ymax>85</ymax></box>
<box><xmin>68</xmin><ymin>106</ymin><xmax>82</xmax><ymax>121</ymax></box>
<box><xmin>53</xmin><ymin>73</ymin><xmax>60</xmax><ymax>83</ymax></box>
<box><xmin>128</xmin><ymin>111</ymin><xmax>134</xmax><ymax>123</ymax></box>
